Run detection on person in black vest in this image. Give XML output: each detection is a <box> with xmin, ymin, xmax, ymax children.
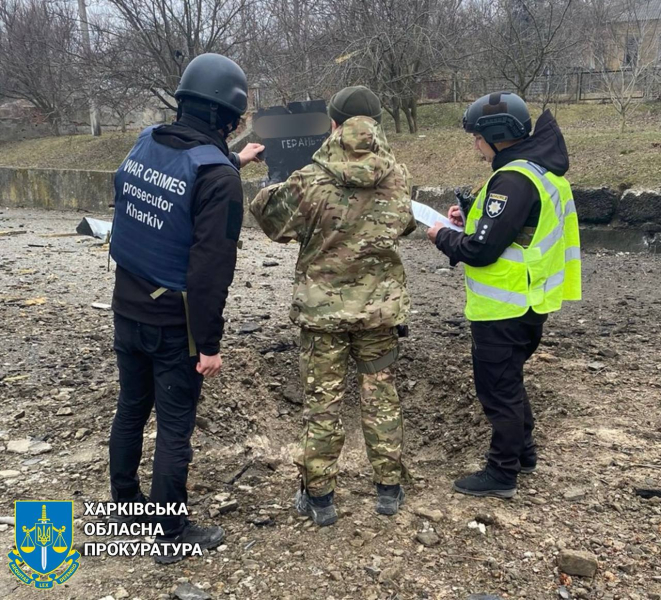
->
<box><xmin>108</xmin><ymin>53</ymin><xmax>263</xmax><ymax>564</ymax></box>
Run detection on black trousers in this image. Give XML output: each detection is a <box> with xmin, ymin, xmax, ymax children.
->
<box><xmin>470</xmin><ymin>316</ymin><xmax>544</xmax><ymax>484</ymax></box>
<box><xmin>109</xmin><ymin>313</ymin><xmax>203</xmax><ymax>536</ymax></box>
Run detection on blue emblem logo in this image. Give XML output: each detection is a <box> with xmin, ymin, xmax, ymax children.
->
<box><xmin>8</xmin><ymin>501</ymin><xmax>81</xmax><ymax>589</ymax></box>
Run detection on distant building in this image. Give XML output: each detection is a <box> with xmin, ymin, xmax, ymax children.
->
<box><xmin>590</xmin><ymin>0</ymin><xmax>661</xmax><ymax>70</ymax></box>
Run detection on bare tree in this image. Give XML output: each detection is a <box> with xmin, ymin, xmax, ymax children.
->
<box><xmin>83</xmin><ymin>15</ymin><xmax>156</xmax><ymax>132</ymax></box>
<box><xmin>328</xmin><ymin>0</ymin><xmax>441</xmax><ymax>133</ymax></box>
<box><xmin>589</xmin><ymin>0</ymin><xmax>661</xmax><ymax>131</ymax></box>
<box><xmin>103</xmin><ymin>0</ymin><xmax>254</xmax><ymax>111</ymax></box>
<box><xmin>237</xmin><ymin>0</ymin><xmax>334</xmax><ymax>106</ymax></box>
<box><xmin>0</xmin><ymin>0</ymin><xmax>83</xmax><ymax>135</ymax></box>
<box><xmin>470</xmin><ymin>0</ymin><xmax>582</xmax><ymax>100</ymax></box>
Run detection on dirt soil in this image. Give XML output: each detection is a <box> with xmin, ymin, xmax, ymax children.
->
<box><xmin>0</xmin><ymin>208</ymin><xmax>660</xmax><ymax>600</ymax></box>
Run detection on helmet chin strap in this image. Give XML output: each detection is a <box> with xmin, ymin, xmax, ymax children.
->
<box><xmin>489</xmin><ymin>132</ymin><xmax>529</xmax><ymax>156</ymax></box>
<box><xmin>209</xmin><ymin>103</ymin><xmax>218</xmax><ymax>130</ymax></box>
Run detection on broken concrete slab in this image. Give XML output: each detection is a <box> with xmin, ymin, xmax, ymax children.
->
<box><xmin>618</xmin><ymin>189</ymin><xmax>661</xmax><ymax>225</ymax></box>
<box><xmin>573</xmin><ymin>187</ymin><xmax>619</xmax><ymax>224</ymax></box>
<box><xmin>173</xmin><ymin>583</ymin><xmax>211</xmax><ymax>600</ymax></box>
<box><xmin>91</xmin><ymin>303</ymin><xmax>112</xmax><ymax>311</ymax></box>
<box><xmin>7</xmin><ymin>438</ymin><xmax>52</xmax><ymax>455</ymax></box>
<box><xmin>0</xmin><ymin>470</ymin><xmax>21</xmax><ymax>479</ymax></box>
<box><xmin>76</xmin><ymin>217</ymin><xmax>112</xmax><ymax>240</ymax></box>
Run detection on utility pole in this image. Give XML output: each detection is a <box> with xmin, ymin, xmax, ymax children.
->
<box><xmin>78</xmin><ymin>0</ymin><xmax>101</xmax><ymax>136</ymax></box>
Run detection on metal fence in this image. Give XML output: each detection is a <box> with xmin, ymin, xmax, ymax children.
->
<box><xmin>244</xmin><ymin>68</ymin><xmax>661</xmax><ymax>113</ymax></box>
<box><xmin>420</xmin><ymin>68</ymin><xmax>661</xmax><ymax>103</ymax></box>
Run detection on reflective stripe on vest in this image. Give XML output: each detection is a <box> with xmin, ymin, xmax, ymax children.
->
<box><xmin>500</xmin><ymin>220</ymin><xmax>564</xmax><ymax>261</ymax></box>
<box><xmin>501</xmin><ymin>246</ymin><xmax>524</xmax><ymax>262</ymax></box>
<box><xmin>507</xmin><ymin>160</ymin><xmax>563</xmax><ymax>221</ymax></box>
<box><xmin>544</xmin><ymin>270</ymin><xmax>565</xmax><ymax>292</ymax></box>
<box><xmin>537</xmin><ymin>222</ymin><xmax>565</xmax><ymax>255</ymax></box>
<box><xmin>466</xmin><ymin>277</ymin><xmax>528</xmax><ymax>307</ymax></box>
<box><xmin>466</xmin><ymin>268</ymin><xmax>566</xmax><ymax>306</ymax></box>
<box><xmin>564</xmin><ymin>199</ymin><xmax>577</xmax><ymax>216</ymax></box>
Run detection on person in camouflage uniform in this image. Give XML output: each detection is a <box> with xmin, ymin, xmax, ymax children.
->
<box><xmin>250</xmin><ymin>85</ymin><xmax>416</xmax><ymax>526</ymax></box>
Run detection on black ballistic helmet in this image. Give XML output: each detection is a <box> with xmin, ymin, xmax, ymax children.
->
<box><xmin>175</xmin><ymin>53</ymin><xmax>248</xmax><ymax>116</ymax></box>
<box><xmin>463</xmin><ymin>92</ymin><xmax>532</xmax><ymax>144</ymax></box>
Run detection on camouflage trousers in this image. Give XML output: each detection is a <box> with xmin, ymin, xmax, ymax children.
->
<box><xmin>294</xmin><ymin>327</ymin><xmax>405</xmax><ymax>496</ymax></box>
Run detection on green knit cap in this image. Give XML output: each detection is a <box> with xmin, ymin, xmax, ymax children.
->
<box><xmin>329</xmin><ymin>85</ymin><xmax>382</xmax><ymax>125</ymax></box>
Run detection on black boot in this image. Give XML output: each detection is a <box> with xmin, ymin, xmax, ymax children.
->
<box><xmin>295</xmin><ymin>489</ymin><xmax>338</xmax><ymax>527</ymax></box>
<box><xmin>453</xmin><ymin>469</ymin><xmax>516</xmax><ymax>499</ymax></box>
<box><xmin>375</xmin><ymin>484</ymin><xmax>405</xmax><ymax>516</ymax></box>
<box><xmin>154</xmin><ymin>521</ymin><xmax>225</xmax><ymax>565</ymax></box>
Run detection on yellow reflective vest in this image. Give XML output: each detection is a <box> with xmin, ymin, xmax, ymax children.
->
<box><xmin>464</xmin><ymin>159</ymin><xmax>581</xmax><ymax>321</ymax></box>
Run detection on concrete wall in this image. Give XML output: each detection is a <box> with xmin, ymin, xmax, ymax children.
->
<box><xmin>409</xmin><ymin>184</ymin><xmax>661</xmax><ymax>251</ymax></box>
<box><xmin>0</xmin><ymin>166</ymin><xmax>658</xmax><ymax>252</ymax></box>
<box><xmin>0</xmin><ymin>167</ymin><xmax>114</xmax><ymax>212</ymax></box>
<box><xmin>0</xmin><ymin>166</ymin><xmax>263</xmax><ymax>223</ymax></box>
<box><xmin>411</xmin><ymin>184</ymin><xmax>661</xmax><ymax>229</ymax></box>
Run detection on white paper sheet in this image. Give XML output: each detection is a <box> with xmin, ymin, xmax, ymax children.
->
<box><xmin>411</xmin><ymin>200</ymin><xmax>464</xmax><ymax>232</ymax></box>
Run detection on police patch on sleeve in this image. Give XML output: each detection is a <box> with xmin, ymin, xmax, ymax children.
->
<box><xmin>485</xmin><ymin>193</ymin><xmax>508</xmax><ymax>218</ymax></box>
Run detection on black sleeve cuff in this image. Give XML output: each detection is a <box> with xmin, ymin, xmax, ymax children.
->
<box><xmin>435</xmin><ymin>229</ymin><xmax>461</xmax><ymax>267</ymax></box>
<box><xmin>195</xmin><ymin>318</ymin><xmax>224</xmax><ymax>356</ymax></box>
<box><xmin>198</xmin><ymin>343</ymin><xmax>220</xmax><ymax>356</ymax></box>
<box><xmin>230</xmin><ymin>152</ymin><xmax>241</xmax><ymax>170</ymax></box>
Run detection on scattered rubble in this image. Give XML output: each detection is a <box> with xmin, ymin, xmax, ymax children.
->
<box><xmin>0</xmin><ymin>210</ymin><xmax>660</xmax><ymax>600</ymax></box>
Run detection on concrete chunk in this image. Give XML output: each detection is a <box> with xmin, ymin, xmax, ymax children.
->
<box><xmin>558</xmin><ymin>549</ymin><xmax>598</xmax><ymax>577</ymax></box>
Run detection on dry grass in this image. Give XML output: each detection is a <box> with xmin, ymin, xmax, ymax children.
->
<box><xmin>384</xmin><ymin>101</ymin><xmax>661</xmax><ymax>189</ymax></box>
<box><xmin>0</xmin><ymin>132</ymin><xmax>136</xmax><ymax>172</ymax></box>
<box><xmin>1</xmin><ymin>102</ymin><xmax>659</xmax><ymax>188</ymax></box>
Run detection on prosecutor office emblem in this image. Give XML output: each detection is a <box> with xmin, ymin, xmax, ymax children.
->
<box><xmin>486</xmin><ymin>193</ymin><xmax>508</xmax><ymax>218</ymax></box>
<box><xmin>8</xmin><ymin>501</ymin><xmax>81</xmax><ymax>589</ymax></box>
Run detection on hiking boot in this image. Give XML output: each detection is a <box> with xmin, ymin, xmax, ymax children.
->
<box><xmin>483</xmin><ymin>452</ymin><xmax>537</xmax><ymax>475</ymax></box>
<box><xmin>154</xmin><ymin>522</ymin><xmax>225</xmax><ymax>565</ymax></box>
<box><xmin>295</xmin><ymin>489</ymin><xmax>338</xmax><ymax>527</ymax></box>
<box><xmin>376</xmin><ymin>484</ymin><xmax>405</xmax><ymax>516</ymax></box>
<box><xmin>453</xmin><ymin>469</ymin><xmax>516</xmax><ymax>499</ymax></box>
<box><xmin>107</xmin><ymin>493</ymin><xmax>152</xmax><ymax>525</ymax></box>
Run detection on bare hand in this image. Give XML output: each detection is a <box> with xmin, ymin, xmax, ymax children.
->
<box><xmin>237</xmin><ymin>143</ymin><xmax>265</xmax><ymax>168</ymax></box>
<box><xmin>448</xmin><ymin>205</ymin><xmax>465</xmax><ymax>227</ymax></box>
<box><xmin>196</xmin><ymin>353</ymin><xmax>222</xmax><ymax>377</ymax></box>
<box><xmin>427</xmin><ymin>221</ymin><xmax>445</xmax><ymax>243</ymax></box>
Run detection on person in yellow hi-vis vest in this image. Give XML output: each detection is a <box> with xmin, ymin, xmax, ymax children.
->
<box><xmin>427</xmin><ymin>92</ymin><xmax>581</xmax><ymax>498</ymax></box>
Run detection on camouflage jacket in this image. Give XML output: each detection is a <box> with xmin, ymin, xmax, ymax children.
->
<box><xmin>250</xmin><ymin>116</ymin><xmax>416</xmax><ymax>332</ymax></box>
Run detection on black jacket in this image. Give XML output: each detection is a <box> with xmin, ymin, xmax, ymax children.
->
<box><xmin>112</xmin><ymin>114</ymin><xmax>243</xmax><ymax>355</ymax></box>
<box><xmin>436</xmin><ymin>110</ymin><xmax>569</xmax><ymax>269</ymax></box>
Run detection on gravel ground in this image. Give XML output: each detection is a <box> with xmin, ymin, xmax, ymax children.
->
<box><xmin>1</xmin><ymin>207</ymin><xmax>660</xmax><ymax>600</ymax></box>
